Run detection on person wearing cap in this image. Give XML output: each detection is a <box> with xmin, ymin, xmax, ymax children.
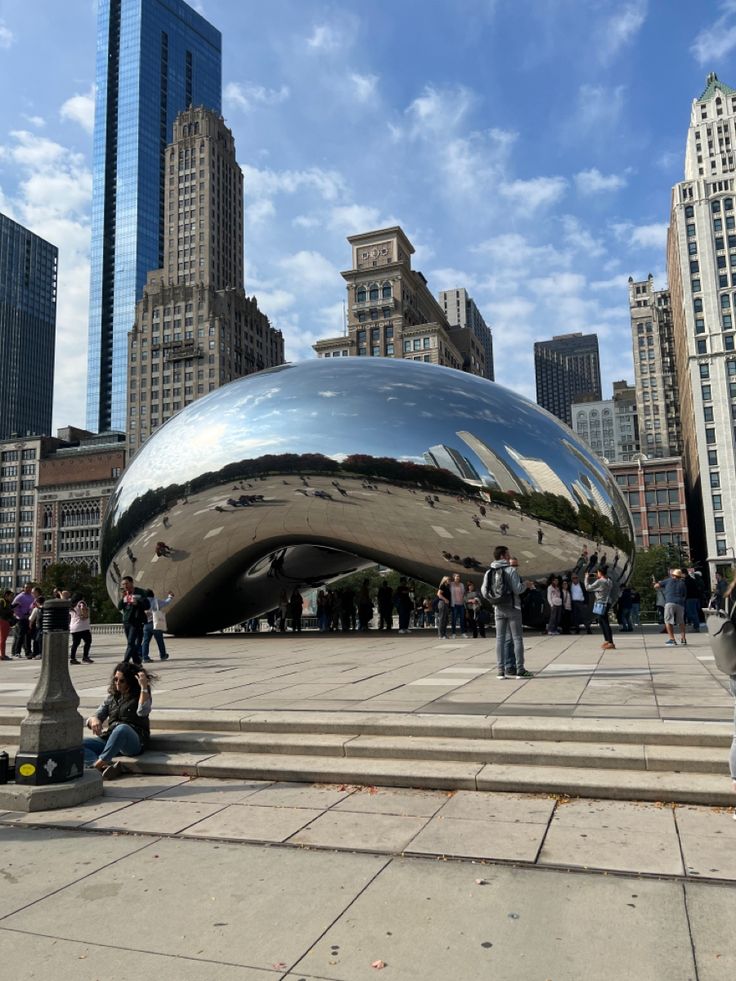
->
<box><xmin>653</xmin><ymin>569</ymin><xmax>687</xmax><ymax>646</ymax></box>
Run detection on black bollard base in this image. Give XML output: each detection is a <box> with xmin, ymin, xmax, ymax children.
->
<box><xmin>14</xmin><ymin>746</ymin><xmax>85</xmax><ymax>785</ymax></box>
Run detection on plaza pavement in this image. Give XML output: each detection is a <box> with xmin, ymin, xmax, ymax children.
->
<box><xmin>1</xmin><ymin>625</ymin><xmax>734</xmax><ymax>978</ymax></box>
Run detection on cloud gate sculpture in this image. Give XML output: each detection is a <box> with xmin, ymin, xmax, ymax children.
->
<box><xmin>101</xmin><ymin>359</ymin><xmax>634</xmax><ymax>635</ymax></box>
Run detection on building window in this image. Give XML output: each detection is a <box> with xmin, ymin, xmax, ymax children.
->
<box><xmin>717</xmin><ymin>539</ymin><xmax>727</xmax><ymax>556</ymax></box>
<box><xmin>713</xmin><ymin>494</ymin><xmax>723</xmax><ymax>511</ymax></box>
<box><xmin>697</xmin><ymin>340</ymin><xmax>707</xmax><ymax>354</ymax></box>
<box><xmin>356</xmin><ymin>288</ymin><xmax>366</xmax><ymax>303</ymax></box>
<box><xmin>700</xmin><ymin>364</ymin><xmax>710</xmax><ymax>378</ymax></box>
<box><xmin>710</xmin><ymin>471</ymin><xmax>720</xmax><ymax>488</ymax></box>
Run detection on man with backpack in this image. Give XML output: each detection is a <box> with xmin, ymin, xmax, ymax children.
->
<box><xmin>482</xmin><ymin>545</ymin><xmax>535</xmax><ymax>679</ymax></box>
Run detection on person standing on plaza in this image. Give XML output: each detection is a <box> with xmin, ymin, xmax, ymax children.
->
<box><xmin>585</xmin><ymin>566</ymin><xmax>616</xmax><ymax>650</ymax></box>
<box><xmin>684</xmin><ymin>569</ymin><xmax>704</xmax><ymax>633</ymax></box>
<box><xmin>483</xmin><ymin>545</ymin><xmax>534</xmax><ymax>679</ymax></box>
<box><xmin>449</xmin><ymin>572</ymin><xmax>468</xmax><ymax>638</ymax></box>
<box><xmin>394</xmin><ymin>577</ymin><xmax>413</xmax><ymax>634</ymax></box>
<box><xmin>357</xmin><ymin>580</ymin><xmax>374</xmax><ymax>631</ymax></box>
<box><xmin>570</xmin><ymin>573</ymin><xmax>591</xmax><ymax>634</ymax></box>
<box><xmin>142</xmin><ymin>589</ymin><xmax>174</xmax><ymax>661</ymax></box>
<box><xmin>654</xmin><ymin>569</ymin><xmax>688</xmax><ymax>646</ymax></box>
<box><xmin>630</xmin><ymin>588</ymin><xmax>641</xmax><ymax>628</ymax></box>
<box><xmin>28</xmin><ymin>594</ymin><xmax>45</xmax><ymax>658</ymax></box>
<box><xmin>11</xmin><ymin>582</ymin><xmax>35</xmax><ymax>658</ymax></box>
<box><xmin>69</xmin><ymin>596</ymin><xmax>94</xmax><ymax>664</ymax></box>
<box><xmin>0</xmin><ymin>589</ymin><xmax>15</xmax><ymax>660</ymax></box>
<box><xmin>617</xmin><ymin>585</ymin><xmax>634</xmax><ymax>633</ymax></box>
<box><xmin>278</xmin><ymin>590</ymin><xmax>289</xmax><ymax>632</ymax></box>
<box><xmin>560</xmin><ymin>578</ymin><xmax>573</xmax><ymax>634</ymax></box>
<box><xmin>289</xmin><ymin>587</ymin><xmax>304</xmax><ymax>632</ymax></box>
<box><xmin>546</xmin><ymin>575</ymin><xmax>562</xmax><ymax>635</ymax></box>
<box><xmin>465</xmin><ymin>581</ymin><xmax>486</xmax><ymax>639</ymax></box>
<box><xmin>118</xmin><ymin>576</ymin><xmax>149</xmax><ymax>666</ymax></box>
<box><xmin>435</xmin><ymin>575</ymin><xmax>451</xmax><ymax>640</ymax></box>
<box><xmin>377</xmin><ymin>579</ymin><xmax>394</xmax><ymax>631</ymax></box>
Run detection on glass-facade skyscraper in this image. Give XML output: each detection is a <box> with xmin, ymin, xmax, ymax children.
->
<box><xmin>0</xmin><ymin>212</ymin><xmax>58</xmax><ymax>439</ymax></box>
<box><xmin>87</xmin><ymin>0</ymin><xmax>221</xmax><ymax>433</ymax></box>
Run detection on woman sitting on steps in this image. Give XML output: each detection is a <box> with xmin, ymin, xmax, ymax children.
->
<box><xmin>83</xmin><ymin>662</ymin><xmax>155</xmax><ymax>780</ymax></box>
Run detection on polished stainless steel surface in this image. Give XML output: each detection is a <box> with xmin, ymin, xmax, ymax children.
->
<box><xmin>102</xmin><ymin>359</ymin><xmax>634</xmax><ymax>634</ymax></box>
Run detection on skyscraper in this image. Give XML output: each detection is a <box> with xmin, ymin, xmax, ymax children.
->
<box><xmin>126</xmin><ymin>107</ymin><xmax>284</xmax><ymax>455</ymax></box>
<box><xmin>534</xmin><ymin>333</ymin><xmax>601</xmax><ymax>427</ymax></box>
<box><xmin>628</xmin><ymin>275</ymin><xmax>681</xmax><ymax>458</ymax></box>
<box><xmin>438</xmin><ymin>288</ymin><xmax>495</xmax><ymax>380</ymax></box>
<box><xmin>87</xmin><ymin>0</ymin><xmax>221</xmax><ymax>433</ymax></box>
<box><xmin>667</xmin><ymin>72</ymin><xmax>736</xmax><ymax>572</ymax></box>
<box><xmin>571</xmin><ymin>381</ymin><xmax>639</xmax><ymax>464</ymax></box>
<box><xmin>0</xmin><ymin>212</ymin><xmax>58</xmax><ymax>439</ymax></box>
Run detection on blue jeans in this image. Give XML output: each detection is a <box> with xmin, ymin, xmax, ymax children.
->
<box><xmin>495</xmin><ymin>607</ymin><xmax>524</xmax><ymax>673</ymax></box>
<box><xmin>451</xmin><ymin>604</ymin><xmax>466</xmax><ymax>633</ymax></box>
<box><xmin>685</xmin><ymin>598</ymin><xmax>701</xmax><ymax>631</ymax></box>
<box><xmin>630</xmin><ymin>603</ymin><xmax>640</xmax><ymax>627</ymax></box>
<box><xmin>619</xmin><ymin>608</ymin><xmax>633</xmax><ymax>631</ymax></box>
<box><xmin>142</xmin><ymin>622</ymin><xmax>168</xmax><ymax>659</ymax></box>
<box><xmin>83</xmin><ymin>724</ymin><xmax>142</xmax><ymax>765</ymax></box>
<box><xmin>124</xmin><ymin>622</ymin><xmax>143</xmax><ymax>663</ymax></box>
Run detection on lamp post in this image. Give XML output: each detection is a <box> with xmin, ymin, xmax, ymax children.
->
<box><xmin>0</xmin><ymin>598</ymin><xmax>102</xmax><ymax>812</ymax></box>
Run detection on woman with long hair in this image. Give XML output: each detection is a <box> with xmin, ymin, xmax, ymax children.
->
<box><xmin>83</xmin><ymin>662</ymin><xmax>156</xmax><ymax>779</ymax></box>
<box><xmin>546</xmin><ymin>575</ymin><xmax>562</xmax><ymax>635</ymax></box>
<box><xmin>585</xmin><ymin>566</ymin><xmax>616</xmax><ymax>650</ymax></box>
<box><xmin>436</xmin><ymin>576</ymin><xmax>451</xmax><ymax>640</ymax></box>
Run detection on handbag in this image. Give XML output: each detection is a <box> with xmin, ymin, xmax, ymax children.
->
<box><xmin>592</xmin><ymin>601</ymin><xmax>606</xmax><ymax>617</ymax></box>
<box><xmin>705</xmin><ymin>608</ymin><xmax>736</xmax><ymax>674</ymax></box>
<box><xmin>152</xmin><ymin>609</ymin><xmax>167</xmax><ymax>631</ymax></box>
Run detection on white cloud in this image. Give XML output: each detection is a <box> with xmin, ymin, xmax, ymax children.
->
<box><xmin>404</xmin><ymin>84</ymin><xmax>477</xmax><ymax>139</ymax></box>
<box><xmin>573</xmin><ymin>83</ymin><xmax>626</xmax><ymax>133</ymax></box>
<box><xmin>278</xmin><ymin>250</ymin><xmax>342</xmax><ymax>292</ymax></box>
<box><xmin>306</xmin><ymin>24</ymin><xmax>343</xmax><ymax>51</ymax></box>
<box><xmin>350</xmin><ymin>73</ymin><xmax>378</xmax><ymax>103</ymax></box>
<box><xmin>692</xmin><ymin>1</ymin><xmax>736</xmax><ymax>64</ymax></box>
<box><xmin>499</xmin><ymin>176</ymin><xmax>567</xmax><ymax>213</ymax></box>
<box><xmin>575</xmin><ymin>167</ymin><xmax>627</xmax><ymax>194</ymax></box>
<box><xmin>242</xmin><ymin>164</ymin><xmax>345</xmax><ymax>202</ymax></box>
<box><xmin>292</xmin><ymin>214</ymin><xmax>321</xmax><ymax>229</ymax></box>
<box><xmin>328</xmin><ymin>204</ymin><xmax>384</xmax><ymax>233</ymax></box>
<box><xmin>474</xmin><ymin>233</ymin><xmax>569</xmax><ymax>271</ymax></box>
<box><xmin>612</xmin><ymin>221</ymin><xmax>668</xmax><ymax>249</ymax></box>
<box><xmin>598</xmin><ymin>1</ymin><xmax>647</xmax><ymax>63</ymax></box>
<box><xmin>0</xmin><ymin>130</ymin><xmax>92</xmax><ymax>429</ymax></box>
<box><xmin>590</xmin><ymin>273</ymin><xmax>632</xmax><ymax>292</ymax></box>
<box><xmin>561</xmin><ymin>215</ymin><xmax>606</xmax><ymax>257</ymax></box>
<box><xmin>60</xmin><ymin>86</ymin><xmax>96</xmax><ymax>134</ymax></box>
<box><xmin>245</xmin><ymin>198</ymin><xmax>275</xmax><ymax>227</ymax></box>
<box><xmin>0</xmin><ymin>20</ymin><xmax>14</xmax><ymax>48</ymax></box>
<box><xmin>22</xmin><ymin>115</ymin><xmax>45</xmax><ymax>128</ymax></box>
<box><xmin>225</xmin><ymin>81</ymin><xmax>290</xmax><ymax>112</ymax></box>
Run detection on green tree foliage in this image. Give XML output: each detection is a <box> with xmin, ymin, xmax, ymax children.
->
<box><xmin>38</xmin><ymin>563</ymin><xmax>118</xmax><ymax>623</ymax></box>
<box><xmin>628</xmin><ymin>545</ymin><xmax>689</xmax><ymax>615</ymax></box>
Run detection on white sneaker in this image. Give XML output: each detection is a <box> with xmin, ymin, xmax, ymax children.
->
<box><xmin>462</xmin><ymin>633</ymin><xmax>470</xmax><ymax>639</ymax></box>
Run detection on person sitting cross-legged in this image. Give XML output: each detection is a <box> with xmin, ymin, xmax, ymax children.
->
<box><xmin>83</xmin><ymin>662</ymin><xmax>155</xmax><ymax>780</ymax></box>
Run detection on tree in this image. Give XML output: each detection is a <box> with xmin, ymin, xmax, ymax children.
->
<box><xmin>628</xmin><ymin>546</ymin><xmax>675</xmax><ymax>616</ymax></box>
<box><xmin>38</xmin><ymin>563</ymin><xmax>118</xmax><ymax>623</ymax></box>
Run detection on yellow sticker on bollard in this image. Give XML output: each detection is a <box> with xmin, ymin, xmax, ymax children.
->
<box><xmin>18</xmin><ymin>763</ymin><xmax>36</xmax><ymax>777</ymax></box>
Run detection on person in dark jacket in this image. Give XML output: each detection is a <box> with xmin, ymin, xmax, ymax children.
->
<box><xmin>377</xmin><ymin>579</ymin><xmax>394</xmax><ymax>631</ymax></box>
<box><xmin>118</xmin><ymin>576</ymin><xmax>150</xmax><ymax>665</ymax></box>
<box><xmin>83</xmin><ymin>662</ymin><xmax>155</xmax><ymax>779</ymax></box>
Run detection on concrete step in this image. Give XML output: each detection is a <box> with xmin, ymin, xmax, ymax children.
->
<box><xmin>145</xmin><ymin>730</ymin><xmax>728</xmax><ymax>776</ymax></box>
<box><xmin>115</xmin><ymin>750</ymin><xmax>735</xmax><ymax>806</ymax></box>
<box><xmin>0</xmin><ymin>710</ymin><xmax>731</xmax><ymax>748</ymax></box>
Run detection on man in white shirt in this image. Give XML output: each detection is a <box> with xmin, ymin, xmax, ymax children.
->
<box><xmin>570</xmin><ymin>573</ymin><xmax>591</xmax><ymax>634</ymax></box>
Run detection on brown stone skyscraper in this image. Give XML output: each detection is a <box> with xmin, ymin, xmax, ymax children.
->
<box><xmin>127</xmin><ymin>107</ymin><xmax>283</xmax><ymax>455</ymax></box>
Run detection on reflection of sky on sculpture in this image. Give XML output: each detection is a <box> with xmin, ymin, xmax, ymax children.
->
<box><xmin>110</xmin><ymin>359</ymin><xmax>620</xmax><ymax>521</ymax></box>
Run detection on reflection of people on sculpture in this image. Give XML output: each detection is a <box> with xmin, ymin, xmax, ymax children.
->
<box><xmin>84</xmin><ymin>662</ymin><xmax>155</xmax><ymax>780</ymax></box>
<box><xmin>537</xmin><ymin>528</ymin><xmax>544</xmax><ymax>545</ymax></box>
<box><xmin>155</xmin><ymin>541</ymin><xmax>173</xmax><ymax>557</ymax></box>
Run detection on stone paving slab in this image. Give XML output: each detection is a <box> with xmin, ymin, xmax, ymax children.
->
<box><xmin>537</xmin><ymin>824</ymin><xmax>684</xmax><ymax>876</ymax></box>
<box><xmin>180</xmin><ymin>803</ymin><xmax>323</xmax><ymax>843</ymax></box>
<box><xmin>685</xmin><ymin>881</ymin><xmax>736</xmax><ymax>980</ymax></box>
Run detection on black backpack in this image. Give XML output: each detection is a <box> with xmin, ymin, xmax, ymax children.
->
<box><xmin>481</xmin><ymin>566</ymin><xmax>514</xmax><ymax>606</ymax></box>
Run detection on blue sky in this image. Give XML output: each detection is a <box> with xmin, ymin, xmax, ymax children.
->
<box><xmin>0</xmin><ymin>0</ymin><xmax>733</xmax><ymax>430</ymax></box>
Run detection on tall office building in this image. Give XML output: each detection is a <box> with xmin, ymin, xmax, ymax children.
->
<box><xmin>87</xmin><ymin>0</ymin><xmax>221</xmax><ymax>433</ymax></box>
<box><xmin>628</xmin><ymin>275</ymin><xmax>682</xmax><ymax>458</ymax></box>
<box><xmin>667</xmin><ymin>72</ymin><xmax>736</xmax><ymax>572</ymax></box>
<box><xmin>313</xmin><ymin>227</ymin><xmax>491</xmax><ymax>378</ymax></box>
<box><xmin>0</xmin><ymin>213</ymin><xmax>58</xmax><ymax>440</ymax></box>
<box><xmin>534</xmin><ymin>332</ymin><xmax>602</xmax><ymax>427</ymax></box>
<box><xmin>438</xmin><ymin>288</ymin><xmax>495</xmax><ymax>380</ymax></box>
<box><xmin>126</xmin><ymin>108</ymin><xmax>284</xmax><ymax>454</ymax></box>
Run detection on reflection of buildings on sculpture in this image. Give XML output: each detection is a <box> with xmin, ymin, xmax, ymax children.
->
<box><xmin>571</xmin><ymin>473</ymin><xmax>615</xmax><ymax>522</ymax></box>
<box><xmin>455</xmin><ymin>431</ymin><xmax>532</xmax><ymax>494</ymax></box>
<box><xmin>313</xmin><ymin>226</ymin><xmax>493</xmax><ymax>379</ymax></box>
<box><xmin>423</xmin><ymin>444</ymin><xmax>483</xmax><ymax>485</ymax></box>
<box><xmin>505</xmin><ymin>446</ymin><xmax>578</xmax><ymax>507</ymax></box>
<box><xmin>126</xmin><ymin>108</ymin><xmax>284</xmax><ymax>458</ymax></box>
<box><xmin>609</xmin><ymin>457</ymin><xmax>689</xmax><ymax>552</ymax></box>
